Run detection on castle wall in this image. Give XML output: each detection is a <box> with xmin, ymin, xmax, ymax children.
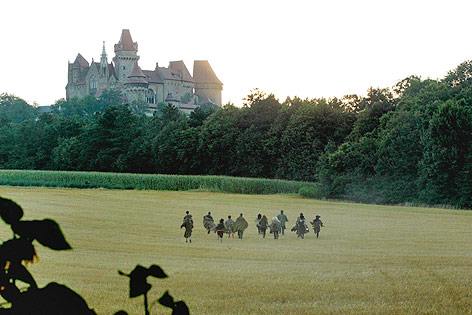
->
<box><xmin>125</xmin><ymin>86</ymin><xmax>147</xmax><ymax>103</ymax></box>
<box><xmin>195</xmin><ymin>83</ymin><xmax>222</xmax><ymax>105</ymax></box>
<box><xmin>148</xmin><ymin>83</ymin><xmax>164</xmax><ymax>104</ymax></box>
<box><xmin>66</xmin><ymin>84</ymin><xmax>87</xmax><ymax>99</ymax></box>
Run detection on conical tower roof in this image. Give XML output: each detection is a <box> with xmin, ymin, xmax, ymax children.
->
<box><xmin>119</xmin><ymin>29</ymin><xmax>136</xmax><ymax>51</ymax></box>
<box><xmin>126</xmin><ymin>63</ymin><xmax>148</xmax><ymax>85</ymax></box>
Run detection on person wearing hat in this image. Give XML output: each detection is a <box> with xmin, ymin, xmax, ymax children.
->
<box><xmin>310</xmin><ymin>215</ymin><xmax>324</xmax><ymax>239</ymax></box>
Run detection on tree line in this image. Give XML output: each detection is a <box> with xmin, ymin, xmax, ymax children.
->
<box><xmin>2</xmin><ymin>61</ymin><xmax>472</xmax><ymax>208</ymax></box>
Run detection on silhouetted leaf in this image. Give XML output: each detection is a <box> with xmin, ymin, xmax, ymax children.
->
<box><xmin>173</xmin><ymin>301</ymin><xmax>190</xmax><ymax>315</ymax></box>
<box><xmin>0</xmin><ymin>197</ymin><xmax>23</xmax><ymax>225</ymax></box>
<box><xmin>121</xmin><ymin>265</ymin><xmax>150</xmax><ymax>298</ymax></box>
<box><xmin>121</xmin><ymin>264</ymin><xmax>168</xmax><ymax>298</ymax></box>
<box><xmin>129</xmin><ymin>278</ymin><xmax>151</xmax><ymax>298</ymax></box>
<box><xmin>13</xmin><ymin>282</ymin><xmax>96</xmax><ymax>314</ymax></box>
<box><xmin>7</xmin><ymin>262</ymin><xmax>37</xmax><ymax>288</ymax></box>
<box><xmin>158</xmin><ymin>291</ymin><xmax>175</xmax><ymax>308</ymax></box>
<box><xmin>0</xmin><ymin>238</ymin><xmax>35</xmax><ymax>262</ymax></box>
<box><xmin>12</xmin><ymin>219</ymin><xmax>72</xmax><ymax>250</ymax></box>
<box><xmin>148</xmin><ymin>264</ymin><xmax>168</xmax><ymax>279</ymax></box>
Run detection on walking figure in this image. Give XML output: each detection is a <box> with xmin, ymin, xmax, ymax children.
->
<box><xmin>180</xmin><ymin>213</ymin><xmax>193</xmax><ymax>243</ymax></box>
<box><xmin>276</xmin><ymin>210</ymin><xmax>288</xmax><ymax>236</ymax></box>
<box><xmin>310</xmin><ymin>215</ymin><xmax>324</xmax><ymax>239</ymax></box>
<box><xmin>225</xmin><ymin>215</ymin><xmax>235</xmax><ymax>238</ymax></box>
<box><xmin>215</xmin><ymin>219</ymin><xmax>225</xmax><ymax>242</ymax></box>
<box><xmin>259</xmin><ymin>215</ymin><xmax>269</xmax><ymax>238</ymax></box>
<box><xmin>203</xmin><ymin>212</ymin><xmax>215</xmax><ymax>234</ymax></box>
<box><xmin>255</xmin><ymin>213</ymin><xmax>262</xmax><ymax>234</ymax></box>
<box><xmin>269</xmin><ymin>216</ymin><xmax>281</xmax><ymax>239</ymax></box>
<box><xmin>292</xmin><ymin>213</ymin><xmax>308</xmax><ymax>239</ymax></box>
<box><xmin>233</xmin><ymin>213</ymin><xmax>248</xmax><ymax>239</ymax></box>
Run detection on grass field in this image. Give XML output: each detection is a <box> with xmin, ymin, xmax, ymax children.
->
<box><xmin>0</xmin><ymin>186</ymin><xmax>471</xmax><ymax>314</ymax></box>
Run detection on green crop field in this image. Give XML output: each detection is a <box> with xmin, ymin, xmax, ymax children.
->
<box><xmin>0</xmin><ymin>170</ymin><xmax>318</xmax><ymax>195</ymax></box>
<box><xmin>0</xmin><ymin>187</ymin><xmax>471</xmax><ymax>314</ymax></box>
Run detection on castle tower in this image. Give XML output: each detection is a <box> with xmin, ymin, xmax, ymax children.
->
<box><xmin>100</xmin><ymin>41</ymin><xmax>108</xmax><ymax>76</ymax></box>
<box><xmin>193</xmin><ymin>60</ymin><xmax>223</xmax><ymax>106</ymax></box>
<box><xmin>113</xmin><ymin>29</ymin><xmax>139</xmax><ymax>83</ymax></box>
<box><xmin>69</xmin><ymin>53</ymin><xmax>89</xmax><ymax>84</ymax></box>
<box><xmin>125</xmin><ymin>63</ymin><xmax>149</xmax><ymax>102</ymax></box>
<box><xmin>66</xmin><ymin>53</ymin><xmax>89</xmax><ymax>99</ymax></box>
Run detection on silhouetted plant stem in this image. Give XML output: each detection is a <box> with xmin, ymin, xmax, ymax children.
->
<box><xmin>144</xmin><ymin>292</ymin><xmax>149</xmax><ymax>315</ymax></box>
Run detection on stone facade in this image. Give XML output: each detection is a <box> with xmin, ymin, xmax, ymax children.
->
<box><xmin>66</xmin><ymin>29</ymin><xmax>223</xmax><ymax>109</ymax></box>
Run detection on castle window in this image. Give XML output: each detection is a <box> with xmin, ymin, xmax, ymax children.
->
<box><xmin>90</xmin><ymin>76</ymin><xmax>97</xmax><ymax>89</ymax></box>
<box><xmin>146</xmin><ymin>89</ymin><xmax>156</xmax><ymax>104</ymax></box>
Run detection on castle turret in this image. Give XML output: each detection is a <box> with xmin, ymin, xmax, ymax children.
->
<box><xmin>66</xmin><ymin>54</ymin><xmax>89</xmax><ymax>99</ymax></box>
<box><xmin>193</xmin><ymin>60</ymin><xmax>223</xmax><ymax>106</ymax></box>
<box><xmin>125</xmin><ymin>63</ymin><xmax>148</xmax><ymax>102</ymax></box>
<box><xmin>113</xmin><ymin>29</ymin><xmax>139</xmax><ymax>83</ymax></box>
<box><xmin>69</xmin><ymin>53</ymin><xmax>89</xmax><ymax>84</ymax></box>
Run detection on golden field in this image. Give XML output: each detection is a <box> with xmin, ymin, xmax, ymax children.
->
<box><xmin>0</xmin><ymin>186</ymin><xmax>471</xmax><ymax>314</ymax></box>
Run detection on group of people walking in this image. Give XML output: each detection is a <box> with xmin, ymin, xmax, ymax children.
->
<box><xmin>203</xmin><ymin>212</ymin><xmax>249</xmax><ymax>241</ymax></box>
<box><xmin>255</xmin><ymin>210</ymin><xmax>289</xmax><ymax>239</ymax></box>
<box><xmin>291</xmin><ymin>212</ymin><xmax>324</xmax><ymax>239</ymax></box>
<box><xmin>180</xmin><ymin>210</ymin><xmax>323</xmax><ymax>243</ymax></box>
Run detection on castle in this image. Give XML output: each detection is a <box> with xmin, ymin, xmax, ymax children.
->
<box><xmin>66</xmin><ymin>30</ymin><xmax>223</xmax><ymax>112</ymax></box>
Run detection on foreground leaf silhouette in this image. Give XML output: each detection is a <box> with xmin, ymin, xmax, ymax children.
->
<box><xmin>0</xmin><ymin>197</ymin><xmax>23</xmax><ymax>225</ymax></box>
<box><xmin>118</xmin><ymin>264</ymin><xmax>189</xmax><ymax>314</ymax></box>
<box><xmin>119</xmin><ymin>264</ymin><xmax>168</xmax><ymax>298</ymax></box>
<box><xmin>158</xmin><ymin>291</ymin><xmax>190</xmax><ymax>315</ymax></box>
<box><xmin>12</xmin><ymin>219</ymin><xmax>72</xmax><ymax>250</ymax></box>
<box><xmin>0</xmin><ymin>196</ymin><xmax>95</xmax><ymax>314</ymax></box>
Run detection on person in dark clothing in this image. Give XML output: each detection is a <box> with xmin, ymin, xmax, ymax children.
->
<box><xmin>180</xmin><ymin>214</ymin><xmax>194</xmax><ymax>243</ymax></box>
<box><xmin>259</xmin><ymin>215</ymin><xmax>269</xmax><ymax>238</ymax></box>
<box><xmin>310</xmin><ymin>215</ymin><xmax>324</xmax><ymax>239</ymax></box>
<box><xmin>215</xmin><ymin>219</ymin><xmax>225</xmax><ymax>242</ymax></box>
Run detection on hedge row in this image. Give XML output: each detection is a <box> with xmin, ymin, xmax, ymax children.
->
<box><xmin>0</xmin><ymin>170</ymin><xmax>318</xmax><ymax>195</ymax></box>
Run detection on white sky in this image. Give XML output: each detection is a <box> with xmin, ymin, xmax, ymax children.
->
<box><xmin>1</xmin><ymin>0</ymin><xmax>472</xmax><ymax>106</ymax></box>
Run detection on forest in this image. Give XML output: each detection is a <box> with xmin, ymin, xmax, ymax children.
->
<box><xmin>2</xmin><ymin>61</ymin><xmax>472</xmax><ymax>208</ymax></box>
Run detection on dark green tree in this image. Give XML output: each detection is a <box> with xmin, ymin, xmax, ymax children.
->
<box><xmin>0</xmin><ymin>94</ymin><xmax>37</xmax><ymax>123</ymax></box>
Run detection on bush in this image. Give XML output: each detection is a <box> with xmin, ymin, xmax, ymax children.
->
<box><xmin>298</xmin><ymin>185</ymin><xmax>323</xmax><ymax>199</ymax></box>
